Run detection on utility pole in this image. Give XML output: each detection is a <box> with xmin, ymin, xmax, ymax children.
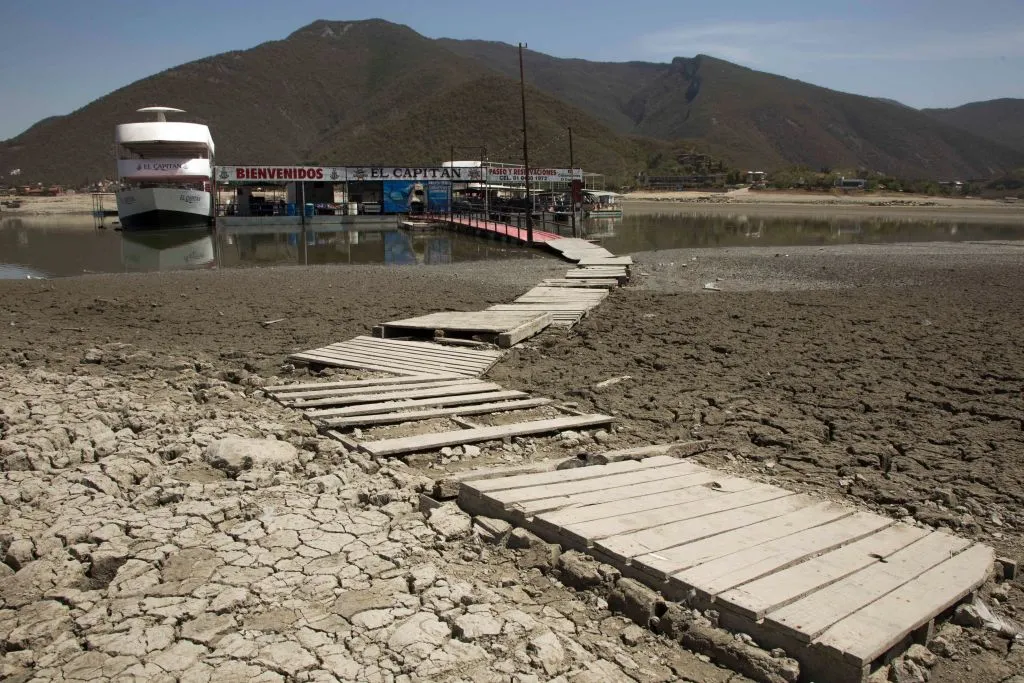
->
<box><xmin>568</xmin><ymin>126</ymin><xmax>576</xmax><ymax>238</ymax></box>
<box><xmin>518</xmin><ymin>42</ymin><xmax>532</xmax><ymax>244</ymax></box>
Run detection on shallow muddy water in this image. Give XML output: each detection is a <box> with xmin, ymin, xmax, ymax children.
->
<box><xmin>4</xmin><ymin>210</ymin><xmax>1024</xmax><ymax>278</ymax></box>
<box><xmin>0</xmin><ymin>218</ymin><xmax>540</xmax><ymax>278</ymax></box>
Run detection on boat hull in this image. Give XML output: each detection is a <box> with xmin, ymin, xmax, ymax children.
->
<box><xmin>116</xmin><ymin>188</ymin><xmax>213</xmax><ymax>230</ymax></box>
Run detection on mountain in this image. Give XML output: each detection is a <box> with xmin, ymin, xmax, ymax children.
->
<box><xmin>2</xmin><ymin>19</ymin><xmax>1022</xmax><ymax>186</ymax></box>
<box><xmin>923</xmin><ymin>99</ymin><xmax>1024</xmax><ymax>154</ymax></box>
<box><xmin>441</xmin><ymin>41</ymin><xmax>1022</xmax><ymax>179</ymax></box>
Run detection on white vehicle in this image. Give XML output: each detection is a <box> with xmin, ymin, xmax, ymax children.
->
<box><xmin>115</xmin><ymin>107</ymin><xmax>214</xmax><ymax>230</ymax></box>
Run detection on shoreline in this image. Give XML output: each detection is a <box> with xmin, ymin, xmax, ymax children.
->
<box><xmin>621</xmin><ymin>193</ymin><xmax>1024</xmax><ymax>224</ymax></box>
<box><xmin>5</xmin><ymin>190</ymin><xmax>1024</xmax><ymax>225</ymax></box>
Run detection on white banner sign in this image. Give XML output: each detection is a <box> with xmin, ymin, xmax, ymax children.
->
<box><xmin>119</xmin><ymin>158</ymin><xmax>211</xmax><ymax>179</ymax></box>
<box><xmin>344</xmin><ymin>167</ymin><xmax>467</xmax><ymax>181</ymax></box>
<box><xmin>212</xmin><ymin>166</ymin><xmax>582</xmax><ymax>184</ymax></box>
<box><xmin>485</xmin><ymin>167</ymin><xmax>582</xmax><ymax>183</ymax></box>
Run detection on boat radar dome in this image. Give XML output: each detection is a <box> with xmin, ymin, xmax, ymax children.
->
<box><xmin>137</xmin><ymin>106</ymin><xmax>186</xmax><ymax>122</ymax></box>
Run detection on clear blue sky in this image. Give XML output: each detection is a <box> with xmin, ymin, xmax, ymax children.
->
<box><xmin>2</xmin><ymin>0</ymin><xmax>1022</xmax><ymax>140</ymax></box>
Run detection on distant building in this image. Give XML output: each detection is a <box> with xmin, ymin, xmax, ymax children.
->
<box><xmin>836</xmin><ymin>177</ymin><xmax>866</xmax><ymax>189</ymax></box>
<box><xmin>746</xmin><ymin>170</ymin><xmax>767</xmax><ymax>184</ymax></box>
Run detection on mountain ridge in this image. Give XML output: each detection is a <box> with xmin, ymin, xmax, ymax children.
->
<box><xmin>1</xmin><ymin>19</ymin><xmax>1022</xmax><ymax>186</ymax></box>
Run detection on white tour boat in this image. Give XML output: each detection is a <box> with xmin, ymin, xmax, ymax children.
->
<box><xmin>115</xmin><ymin>107</ymin><xmax>214</xmax><ymax>230</ymax></box>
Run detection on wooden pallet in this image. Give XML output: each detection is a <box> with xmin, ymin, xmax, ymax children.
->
<box><xmin>566</xmin><ymin>267</ymin><xmax>629</xmax><ymax>284</ymax></box>
<box><xmin>576</xmin><ymin>256</ymin><xmax>634</xmax><ymax>266</ymax></box>
<box><xmin>539</xmin><ymin>278</ymin><xmax>620</xmax><ymax>289</ymax></box>
<box><xmin>287</xmin><ymin>336</ymin><xmax>504</xmax><ymax>377</ymax></box>
<box><xmin>358</xmin><ymin>413</ymin><xmax>614</xmax><ymax>457</ymax></box>
<box><xmin>458</xmin><ymin>458</ymin><xmax>993</xmax><ymax>683</ymax></box>
<box><xmin>546</xmin><ymin>238</ymin><xmax>615</xmax><ymax>262</ymax></box>
<box><xmin>376</xmin><ymin>311</ymin><xmax>552</xmax><ymax>348</ymax></box>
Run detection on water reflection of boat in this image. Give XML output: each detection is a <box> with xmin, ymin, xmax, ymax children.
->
<box><xmin>121</xmin><ymin>229</ymin><xmax>215</xmax><ymax>271</ymax></box>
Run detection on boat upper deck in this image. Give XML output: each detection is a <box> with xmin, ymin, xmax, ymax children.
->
<box><xmin>116</xmin><ymin>121</ymin><xmax>214</xmax><ymax>157</ymax></box>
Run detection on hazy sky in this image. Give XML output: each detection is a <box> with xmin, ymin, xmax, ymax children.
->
<box><xmin>1</xmin><ymin>0</ymin><xmax>1022</xmax><ymax>140</ymax></box>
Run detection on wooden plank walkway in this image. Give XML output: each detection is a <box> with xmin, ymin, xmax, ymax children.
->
<box><xmin>458</xmin><ymin>458</ymin><xmax>993</xmax><ymax>683</ymax></box>
<box><xmin>286</xmin><ymin>335</ymin><xmax>504</xmax><ymax>377</ymax></box>
<box><xmin>376</xmin><ymin>311</ymin><xmax>552</xmax><ymax>348</ymax></box>
<box><xmin>268</xmin><ymin>369</ymin><xmax>614</xmax><ymax>456</ymax></box>
<box><xmin>273</xmin><ymin>219</ymin><xmax>633</xmax><ymax>457</ymax></box>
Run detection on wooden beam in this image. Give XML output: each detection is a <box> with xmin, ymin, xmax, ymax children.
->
<box><xmin>360</xmin><ymin>414</ymin><xmax>614</xmax><ymax>457</ymax></box>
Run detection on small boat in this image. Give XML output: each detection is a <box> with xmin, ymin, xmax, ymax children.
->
<box><xmin>582</xmin><ymin>190</ymin><xmax>623</xmax><ymax>218</ymax></box>
<box><xmin>114</xmin><ymin>107</ymin><xmax>215</xmax><ymax>230</ymax></box>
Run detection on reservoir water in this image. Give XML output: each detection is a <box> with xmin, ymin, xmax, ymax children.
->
<box><xmin>3</xmin><ymin>209</ymin><xmax>1023</xmax><ymax>278</ymax></box>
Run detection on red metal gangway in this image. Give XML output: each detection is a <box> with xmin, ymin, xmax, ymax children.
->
<box><xmin>427</xmin><ymin>211</ymin><xmax>563</xmax><ymax>245</ymax></box>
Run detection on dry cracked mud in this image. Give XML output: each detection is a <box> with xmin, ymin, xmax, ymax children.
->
<box><xmin>1</xmin><ymin>244</ymin><xmax>1023</xmax><ymax>682</ymax></box>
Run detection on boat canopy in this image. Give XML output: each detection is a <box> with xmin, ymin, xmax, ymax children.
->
<box><xmin>116</xmin><ymin>122</ymin><xmax>215</xmax><ymax>157</ymax></box>
<box><xmin>583</xmin><ymin>190</ymin><xmax>622</xmax><ymax>198</ymax></box>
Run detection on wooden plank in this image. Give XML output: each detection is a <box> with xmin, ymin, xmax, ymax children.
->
<box><xmin>287</xmin><ymin>347</ymin><xmax>484</xmax><ymax>375</ymax></box>
<box><xmin>265</xmin><ymin>373</ymin><xmax>458</xmax><ymax>393</ymax></box>
<box><xmin>548</xmin><ymin>483</ymin><xmax>786</xmax><ymax>548</ymax></box>
<box><xmin>539</xmin><ymin>279</ymin><xmax>619</xmax><ymax>288</ymax></box>
<box><xmin>274</xmin><ymin>378</ymin><xmax>473</xmax><ymax>402</ymax></box>
<box><xmin>294</xmin><ymin>381</ymin><xmax>502</xmax><ymax>407</ymax></box>
<box><xmin>320</xmin><ymin>338</ymin><xmax>496</xmax><ymax>365</ymax></box>
<box><xmin>360</xmin><ymin>414</ymin><xmax>614</xmax><ymax>457</ymax></box>
<box><xmin>467</xmin><ymin>455</ymin><xmax>680</xmax><ymax>493</ymax></box>
<box><xmin>576</xmin><ymin>256</ymin><xmax>633</xmax><ymax>266</ymax></box>
<box><xmin>347</xmin><ymin>335</ymin><xmax>503</xmax><ymax>360</ymax></box>
<box><xmin>320</xmin><ymin>398</ymin><xmax>553</xmax><ymax>428</ymax></box>
<box><xmin>595</xmin><ymin>494</ymin><xmax>815</xmax><ymax>563</ymax></box>
<box><xmin>497</xmin><ymin>312</ymin><xmax>553</xmax><ymax>347</ymax></box>
<box><xmin>340</xmin><ymin>337</ymin><xmax>501</xmax><ymax>365</ymax></box>
<box><xmin>515</xmin><ymin>469</ymin><xmax>723</xmax><ymax>518</ymax></box>
<box><xmin>307</xmin><ymin>390</ymin><xmax>530</xmax><ymax>418</ymax></box>
<box><xmin>632</xmin><ymin>501</ymin><xmax>854</xmax><ymax>579</ymax></box>
<box><xmin>521</xmin><ymin>287</ymin><xmax>606</xmax><ymax>297</ymax></box>
<box><xmin>765</xmin><ymin>531</ymin><xmax>973</xmax><ymax>642</ymax></box>
<box><xmin>290</xmin><ymin>348</ymin><xmax>477</xmax><ymax>375</ymax></box>
<box><xmin>566</xmin><ymin>271</ymin><xmax>627</xmax><ymax>281</ymax></box>
<box><xmin>287</xmin><ymin>352</ymin><xmax>425</xmax><ymax>376</ymax></box>
<box><xmin>316</xmin><ymin>343</ymin><xmax>490</xmax><ymax>373</ymax></box>
<box><xmin>673</xmin><ymin>512</ymin><xmax>895</xmax><ymax>598</ymax></box>
<box><xmin>382</xmin><ymin>311</ymin><xmax>551</xmax><ymax>333</ymax></box>
<box><xmin>718</xmin><ymin>523</ymin><xmax>930</xmax><ymax>621</ymax></box>
<box><xmin>536</xmin><ymin>473</ymin><xmax>763</xmax><ymax>526</ymax></box>
<box><xmin>487</xmin><ymin>304</ymin><xmax>593</xmax><ymax>312</ymax></box>
<box><xmin>487</xmin><ymin>461</ymin><xmax>707</xmax><ymax>507</ymax></box>
<box><xmin>814</xmin><ymin>543</ymin><xmax>994</xmax><ymax>665</ymax></box>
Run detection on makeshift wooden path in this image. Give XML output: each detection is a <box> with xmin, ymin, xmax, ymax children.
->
<box><xmin>265</xmin><ymin>373</ymin><xmax>613</xmax><ymax>457</ymax></box>
<box><xmin>374</xmin><ymin>310</ymin><xmax>553</xmax><ymax>348</ymax></box>
<box><xmin>287</xmin><ymin>336</ymin><xmax>504</xmax><ymax>377</ymax></box>
<box><xmin>458</xmin><ymin>457</ymin><xmax>994</xmax><ymax>683</ymax></box>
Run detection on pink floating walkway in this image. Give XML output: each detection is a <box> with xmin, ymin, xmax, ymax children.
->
<box><xmin>431</xmin><ymin>214</ymin><xmax>562</xmax><ymax>244</ymax></box>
